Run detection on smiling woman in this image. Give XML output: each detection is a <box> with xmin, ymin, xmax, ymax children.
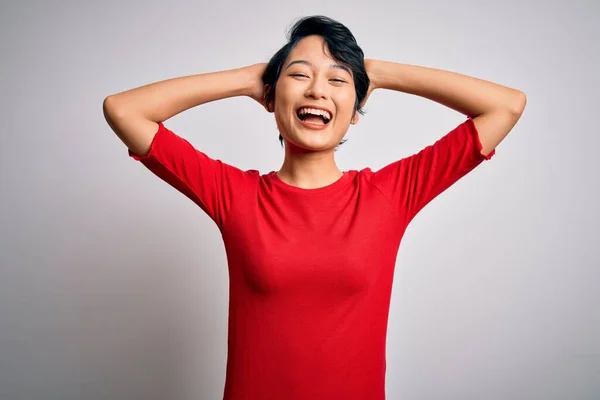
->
<box><xmin>261</xmin><ymin>16</ymin><xmax>370</xmax><ymax>159</ymax></box>
<box><xmin>265</xmin><ymin>32</ymin><xmax>367</xmax><ymax>185</ymax></box>
<box><xmin>279</xmin><ymin>53</ymin><xmax>353</xmax><ymax>133</ymax></box>
<box><xmin>102</xmin><ymin>14</ymin><xmax>525</xmax><ymax>400</ymax></box>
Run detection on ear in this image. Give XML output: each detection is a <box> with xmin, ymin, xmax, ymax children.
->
<box><xmin>350</xmin><ymin>110</ymin><xmax>360</xmax><ymax>125</ymax></box>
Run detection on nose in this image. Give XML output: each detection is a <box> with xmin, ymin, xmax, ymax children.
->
<box><xmin>305</xmin><ymin>75</ymin><xmax>329</xmax><ymax>100</ymax></box>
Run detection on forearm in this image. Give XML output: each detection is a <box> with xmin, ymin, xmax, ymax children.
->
<box><xmin>104</xmin><ymin>67</ymin><xmax>253</xmax><ymax>122</ymax></box>
<box><xmin>366</xmin><ymin>59</ymin><xmax>525</xmax><ymax>117</ymax></box>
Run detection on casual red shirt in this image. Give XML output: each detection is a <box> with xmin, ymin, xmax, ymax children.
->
<box><xmin>129</xmin><ymin>117</ymin><xmax>494</xmax><ymax>400</ymax></box>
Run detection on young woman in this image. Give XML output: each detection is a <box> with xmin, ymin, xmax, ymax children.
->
<box><xmin>103</xmin><ymin>15</ymin><xmax>525</xmax><ymax>400</ymax></box>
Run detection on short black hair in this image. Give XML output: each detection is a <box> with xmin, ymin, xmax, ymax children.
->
<box><xmin>262</xmin><ymin>15</ymin><xmax>370</xmax><ymax>150</ymax></box>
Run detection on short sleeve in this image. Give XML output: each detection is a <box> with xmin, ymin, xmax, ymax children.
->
<box><xmin>369</xmin><ymin>117</ymin><xmax>494</xmax><ymax>223</ymax></box>
<box><xmin>128</xmin><ymin>122</ymin><xmax>250</xmax><ymax>230</ymax></box>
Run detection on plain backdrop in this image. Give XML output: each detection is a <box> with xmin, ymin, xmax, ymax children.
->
<box><xmin>1</xmin><ymin>1</ymin><xmax>599</xmax><ymax>399</ymax></box>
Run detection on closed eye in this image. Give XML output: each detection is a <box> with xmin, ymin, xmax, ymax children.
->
<box><xmin>290</xmin><ymin>74</ymin><xmax>346</xmax><ymax>83</ymax></box>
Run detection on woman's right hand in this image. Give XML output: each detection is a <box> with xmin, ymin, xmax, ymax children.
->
<box><xmin>244</xmin><ymin>63</ymin><xmax>269</xmax><ymax>110</ymax></box>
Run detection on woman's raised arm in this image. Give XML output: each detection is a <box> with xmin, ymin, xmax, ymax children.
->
<box><xmin>102</xmin><ymin>64</ymin><xmax>266</xmax><ymax>156</ymax></box>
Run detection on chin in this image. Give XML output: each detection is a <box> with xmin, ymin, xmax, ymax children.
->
<box><xmin>286</xmin><ymin>135</ymin><xmax>337</xmax><ymax>152</ymax></box>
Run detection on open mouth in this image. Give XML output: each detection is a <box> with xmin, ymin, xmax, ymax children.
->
<box><xmin>296</xmin><ymin>107</ymin><xmax>332</xmax><ymax>125</ymax></box>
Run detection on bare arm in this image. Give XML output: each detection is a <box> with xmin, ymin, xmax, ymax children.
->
<box><xmin>365</xmin><ymin>59</ymin><xmax>526</xmax><ymax>156</ymax></box>
<box><xmin>103</xmin><ymin>64</ymin><xmax>265</xmax><ymax>156</ymax></box>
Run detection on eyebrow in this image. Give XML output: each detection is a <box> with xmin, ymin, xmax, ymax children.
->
<box><xmin>284</xmin><ymin>60</ymin><xmax>352</xmax><ymax>75</ymax></box>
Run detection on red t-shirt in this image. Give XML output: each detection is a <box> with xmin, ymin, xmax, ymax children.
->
<box><xmin>129</xmin><ymin>117</ymin><xmax>494</xmax><ymax>400</ymax></box>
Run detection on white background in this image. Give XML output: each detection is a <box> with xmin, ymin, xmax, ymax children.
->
<box><xmin>1</xmin><ymin>0</ymin><xmax>598</xmax><ymax>398</ymax></box>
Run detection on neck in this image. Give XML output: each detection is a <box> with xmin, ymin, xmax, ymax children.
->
<box><xmin>277</xmin><ymin>148</ymin><xmax>343</xmax><ymax>189</ymax></box>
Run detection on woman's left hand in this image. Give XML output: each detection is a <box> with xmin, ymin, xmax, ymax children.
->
<box><xmin>360</xmin><ymin>59</ymin><xmax>378</xmax><ymax>108</ymax></box>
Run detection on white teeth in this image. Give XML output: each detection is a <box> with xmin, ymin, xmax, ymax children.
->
<box><xmin>298</xmin><ymin>107</ymin><xmax>331</xmax><ymax>120</ymax></box>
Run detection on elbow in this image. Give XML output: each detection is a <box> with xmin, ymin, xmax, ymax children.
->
<box><xmin>509</xmin><ymin>90</ymin><xmax>527</xmax><ymax>117</ymax></box>
<box><xmin>103</xmin><ymin>95</ymin><xmax>131</xmax><ymax>123</ymax></box>
<box><xmin>103</xmin><ymin>95</ymin><xmax>120</xmax><ymax>117</ymax></box>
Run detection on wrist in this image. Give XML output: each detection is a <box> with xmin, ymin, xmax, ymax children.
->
<box><xmin>236</xmin><ymin>67</ymin><xmax>253</xmax><ymax>98</ymax></box>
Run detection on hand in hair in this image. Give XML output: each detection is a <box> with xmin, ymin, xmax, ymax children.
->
<box><xmin>245</xmin><ymin>63</ymin><xmax>270</xmax><ymax>111</ymax></box>
<box><xmin>359</xmin><ymin>58</ymin><xmax>377</xmax><ymax>108</ymax></box>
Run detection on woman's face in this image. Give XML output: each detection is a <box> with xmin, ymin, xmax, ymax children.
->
<box><xmin>272</xmin><ymin>35</ymin><xmax>359</xmax><ymax>152</ymax></box>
